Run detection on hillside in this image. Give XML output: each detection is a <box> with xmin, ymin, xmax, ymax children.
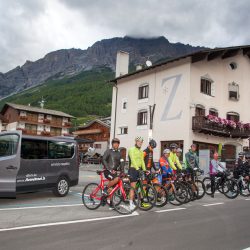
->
<box><xmin>0</xmin><ymin>36</ymin><xmax>205</xmax><ymax>99</ymax></box>
<box><xmin>0</xmin><ymin>67</ymin><xmax>114</xmax><ymax>121</ymax></box>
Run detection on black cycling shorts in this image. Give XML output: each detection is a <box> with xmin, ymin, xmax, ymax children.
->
<box><xmin>128</xmin><ymin>167</ymin><xmax>139</xmax><ymax>182</ymax></box>
<box><xmin>104</xmin><ymin>170</ymin><xmax>117</xmax><ymax>181</ymax></box>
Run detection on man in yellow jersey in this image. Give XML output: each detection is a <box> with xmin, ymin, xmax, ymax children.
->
<box><xmin>168</xmin><ymin>143</ymin><xmax>182</xmax><ymax>174</ymax></box>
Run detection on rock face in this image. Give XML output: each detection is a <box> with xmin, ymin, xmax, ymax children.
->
<box><xmin>0</xmin><ymin>36</ymin><xmax>205</xmax><ymax>98</ymax></box>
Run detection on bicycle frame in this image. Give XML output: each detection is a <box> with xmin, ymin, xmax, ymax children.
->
<box><xmin>90</xmin><ymin>172</ymin><xmax>127</xmax><ymax>202</ymax></box>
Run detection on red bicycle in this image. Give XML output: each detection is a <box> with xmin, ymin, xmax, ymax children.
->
<box><xmin>82</xmin><ymin>170</ymin><xmax>138</xmax><ymax>214</ymax></box>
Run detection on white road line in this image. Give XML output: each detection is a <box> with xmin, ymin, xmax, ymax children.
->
<box><xmin>0</xmin><ymin>212</ymin><xmax>138</xmax><ymax>232</ymax></box>
<box><xmin>245</xmin><ymin>198</ymin><xmax>250</xmax><ymax>201</ymax></box>
<box><xmin>155</xmin><ymin>208</ymin><xmax>186</xmax><ymax>213</ymax></box>
<box><xmin>203</xmin><ymin>202</ymin><xmax>224</xmax><ymax>207</ymax></box>
<box><xmin>0</xmin><ymin>204</ymin><xmax>83</xmax><ymax>211</ymax></box>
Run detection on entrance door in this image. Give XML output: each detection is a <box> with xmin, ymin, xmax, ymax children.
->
<box><xmin>0</xmin><ymin>131</ymin><xmax>21</xmax><ymax>197</ymax></box>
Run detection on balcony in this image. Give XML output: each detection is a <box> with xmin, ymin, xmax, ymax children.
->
<box><xmin>192</xmin><ymin>116</ymin><xmax>250</xmax><ymax>139</ymax></box>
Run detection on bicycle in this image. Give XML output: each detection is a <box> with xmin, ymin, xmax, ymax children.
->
<box><xmin>203</xmin><ymin>170</ymin><xmax>239</xmax><ymax>199</ymax></box>
<box><xmin>162</xmin><ymin>173</ymin><xmax>188</xmax><ymax>206</ymax></box>
<box><xmin>135</xmin><ymin>170</ymin><xmax>157</xmax><ymax>211</ymax></box>
<box><xmin>233</xmin><ymin>174</ymin><xmax>250</xmax><ymax>197</ymax></box>
<box><xmin>82</xmin><ymin>170</ymin><xmax>138</xmax><ymax>214</ymax></box>
<box><xmin>144</xmin><ymin>172</ymin><xmax>168</xmax><ymax>207</ymax></box>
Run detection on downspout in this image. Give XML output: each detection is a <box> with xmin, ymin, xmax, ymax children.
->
<box><xmin>113</xmin><ymin>83</ymin><xmax>118</xmax><ymax>139</ymax></box>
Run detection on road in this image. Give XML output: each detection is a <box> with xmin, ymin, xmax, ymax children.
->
<box><xmin>0</xmin><ymin>168</ymin><xmax>249</xmax><ymax>250</ymax></box>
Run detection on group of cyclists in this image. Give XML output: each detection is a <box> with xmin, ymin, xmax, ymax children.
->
<box><xmin>84</xmin><ymin>136</ymin><xmax>250</xmax><ymax>212</ymax></box>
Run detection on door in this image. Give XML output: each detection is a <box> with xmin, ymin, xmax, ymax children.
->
<box><xmin>0</xmin><ymin>131</ymin><xmax>21</xmax><ymax>197</ymax></box>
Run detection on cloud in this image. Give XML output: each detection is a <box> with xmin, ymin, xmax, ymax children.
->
<box><xmin>0</xmin><ymin>0</ymin><xmax>250</xmax><ymax>73</ymax></box>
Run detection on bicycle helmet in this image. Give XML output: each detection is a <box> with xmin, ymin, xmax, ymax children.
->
<box><xmin>238</xmin><ymin>152</ymin><xmax>244</xmax><ymax>157</ymax></box>
<box><xmin>149</xmin><ymin>139</ymin><xmax>157</xmax><ymax>148</ymax></box>
<box><xmin>170</xmin><ymin>143</ymin><xmax>178</xmax><ymax>149</ymax></box>
<box><xmin>135</xmin><ymin>136</ymin><xmax>144</xmax><ymax>142</ymax></box>
<box><xmin>112</xmin><ymin>138</ymin><xmax>120</xmax><ymax>144</ymax></box>
<box><xmin>177</xmin><ymin>148</ymin><xmax>182</xmax><ymax>153</ymax></box>
<box><xmin>163</xmin><ymin>149</ymin><xmax>170</xmax><ymax>154</ymax></box>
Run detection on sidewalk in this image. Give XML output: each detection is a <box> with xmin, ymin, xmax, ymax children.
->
<box><xmin>79</xmin><ymin>163</ymin><xmax>103</xmax><ymax>171</ymax></box>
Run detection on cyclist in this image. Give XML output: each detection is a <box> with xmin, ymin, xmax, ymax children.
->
<box><xmin>159</xmin><ymin>149</ymin><xmax>173</xmax><ymax>184</ymax></box>
<box><xmin>185</xmin><ymin>144</ymin><xmax>199</xmax><ymax>181</ymax></box>
<box><xmin>102</xmin><ymin>138</ymin><xmax>123</xmax><ymax>195</ymax></box>
<box><xmin>143</xmin><ymin>139</ymin><xmax>159</xmax><ymax>172</ymax></box>
<box><xmin>128</xmin><ymin>136</ymin><xmax>147</xmax><ymax>210</ymax></box>
<box><xmin>168</xmin><ymin>143</ymin><xmax>182</xmax><ymax>174</ymax></box>
<box><xmin>210</xmin><ymin>152</ymin><xmax>226</xmax><ymax>198</ymax></box>
<box><xmin>236</xmin><ymin>152</ymin><xmax>245</xmax><ymax>167</ymax></box>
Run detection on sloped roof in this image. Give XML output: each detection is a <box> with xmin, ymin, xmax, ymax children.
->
<box><xmin>109</xmin><ymin>45</ymin><xmax>250</xmax><ymax>83</ymax></box>
<box><xmin>77</xmin><ymin>117</ymin><xmax>111</xmax><ymax>130</ymax></box>
<box><xmin>1</xmin><ymin>103</ymin><xmax>74</xmax><ymax>118</ymax></box>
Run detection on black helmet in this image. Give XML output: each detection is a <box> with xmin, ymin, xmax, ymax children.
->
<box><xmin>112</xmin><ymin>138</ymin><xmax>120</xmax><ymax>144</ymax></box>
<box><xmin>149</xmin><ymin>139</ymin><xmax>157</xmax><ymax>148</ymax></box>
<box><xmin>170</xmin><ymin>143</ymin><xmax>178</xmax><ymax>149</ymax></box>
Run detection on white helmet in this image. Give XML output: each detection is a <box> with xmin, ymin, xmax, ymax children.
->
<box><xmin>163</xmin><ymin>149</ymin><xmax>170</xmax><ymax>154</ymax></box>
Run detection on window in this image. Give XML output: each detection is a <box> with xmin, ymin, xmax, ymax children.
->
<box><xmin>228</xmin><ymin>82</ymin><xmax>239</xmax><ymax>100</ymax></box>
<box><xmin>25</xmin><ymin>124</ymin><xmax>37</xmax><ymax>132</ymax></box>
<box><xmin>119</xmin><ymin>127</ymin><xmax>128</xmax><ymax>135</ymax></box>
<box><xmin>229</xmin><ymin>62</ymin><xmax>237</xmax><ymax>70</ymax></box>
<box><xmin>138</xmin><ymin>85</ymin><xmax>149</xmax><ymax>99</ymax></box>
<box><xmin>200</xmin><ymin>78</ymin><xmax>213</xmax><ymax>96</ymax></box>
<box><xmin>209</xmin><ymin>108</ymin><xmax>218</xmax><ymax>117</ymax></box>
<box><xmin>227</xmin><ymin>112</ymin><xmax>239</xmax><ymax>122</ymax></box>
<box><xmin>0</xmin><ymin>134</ymin><xmax>19</xmax><ymax>157</ymax></box>
<box><xmin>123</xmin><ymin>102</ymin><xmax>127</xmax><ymax>109</ymax></box>
<box><xmin>137</xmin><ymin>110</ymin><xmax>148</xmax><ymax>125</ymax></box>
<box><xmin>195</xmin><ymin>105</ymin><xmax>205</xmax><ymax>116</ymax></box>
<box><xmin>50</xmin><ymin>127</ymin><xmax>62</xmax><ymax>136</ymax></box>
<box><xmin>48</xmin><ymin>141</ymin><xmax>74</xmax><ymax>159</ymax></box>
<box><xmin>21</xmin><ymin>139</ymin><xmax>48</xmax><ymax>159</ymax></box>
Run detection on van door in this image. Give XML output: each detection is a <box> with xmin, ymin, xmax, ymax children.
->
<box><xmin>0</xmin><ymin>131</ymin><xmax>21</xmax><ymax>197</ymax></box>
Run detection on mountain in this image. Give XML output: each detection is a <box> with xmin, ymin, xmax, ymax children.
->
<box><xmin>0</xmin><ymin>36</ymin><xmax>205</xmax><ymax>99</ymax></box>
<box><xmin>0</xmin><ymin>67</ymin><xmax>114</xmax><ymax>121</ymax></box>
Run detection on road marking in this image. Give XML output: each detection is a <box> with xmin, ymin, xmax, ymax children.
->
<box><xmin>155</xmin><ymin>208</ymin><xmax>186</xmax><ymax>213</ymax></box>
<box><xmin>245</xmin><ymin>198</ymin><xmax>250</xmax><ymax>201</ymax></box>
<box><xmin>0</xmin><ymin>212</ymin><xmax>138</xmax><ymax>232</ymax></box>
<box><xmin>0</xmin><ymin>204</ymin><xmax>83</xmax><ymax>211</ymax></box>
<box><xmin>203</xmin><ymin>202</ymin><xmax>224</xmax><ymax>207</ymax></box>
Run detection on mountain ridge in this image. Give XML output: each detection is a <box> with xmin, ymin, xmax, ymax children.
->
<box><xmin>0</xmin><ymin>36</ymin><xmax>205</xmax><ymax>99</ymax></box>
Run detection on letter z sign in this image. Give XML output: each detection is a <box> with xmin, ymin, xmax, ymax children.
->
<box><xmin>161</xmin><ymin>74</ymin><xmax>182</xmax><ymax>121</ymax></box>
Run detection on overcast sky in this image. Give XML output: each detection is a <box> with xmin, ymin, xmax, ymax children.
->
<box><xmin>0</xmin><ymin>0</ymin><xmax>250</xmax><ymax>73</ymax></box>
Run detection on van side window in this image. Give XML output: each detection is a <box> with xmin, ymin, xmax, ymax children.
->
<box><xmin>48</xmin><ymin>141</ymin><xmax>74</xmax><ymax>159</ymax></box>
<box><xmin>21</xmin><ymin>139</ymin><xmax>48</xmax><ymax>159</ymax></box>
<box><xmin>0</xmin><ymin>134</ymin><xmax>19</xmax><ymax>157</ymax></box>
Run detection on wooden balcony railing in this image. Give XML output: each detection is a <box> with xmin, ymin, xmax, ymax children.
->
<box><xmin>192</xmin><ymin>116</ymin><xmax>250</xmax><ymax>139</ymax></box>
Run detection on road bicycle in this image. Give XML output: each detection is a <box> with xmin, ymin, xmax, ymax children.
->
<box><xmin>144</xmin><ymin>172</ymin><xmax>168</xmax><ymax>207</ymax></box>
<box><xmin>82</xmin><ymin>170</ymin><xmax>138</xmax><ymax>215</ymax></box>
<box><xmin>203</xmin><ymin>170</ymin><xmax>239</xmax><ymax>199</ymax></box>
<box><xmin>135</xmin><ymin>170</ymin><xmax>157</xmax><ymax>211</ymax></box>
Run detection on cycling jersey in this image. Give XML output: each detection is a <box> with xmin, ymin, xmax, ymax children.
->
<box><xmin>143</xmin><ymin>147</ymin><xmax>157</xmax><ymax>171</ymax></box>
<box><xmin>185</xmin><ymin>150</ymin><xmax>199</xmax><ymax>169</ymax></box>
<box><xmin>159</xmin><ymin>156</ymin><xmax>173</xmax><ymax>176</ymax></box>
<box><xmin>168</xmin><ymin>152</ymin><xmax>182</xmax><ymax>171</ymax></box>
<box><xmin>128</xmin><ymin>146</ymin><xmax>146</xmax><ymax>171</ymax></box>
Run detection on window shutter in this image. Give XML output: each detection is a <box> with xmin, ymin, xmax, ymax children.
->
<box><xmin>211</xmin><ymin>82</ymin><xmax>215</xmax><ymax>97</ymax></box>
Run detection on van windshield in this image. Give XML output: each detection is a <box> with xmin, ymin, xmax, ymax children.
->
<box><xmin>0</xmin><ymin>134</ymin><xmax>19</xmax><ymax>157</ymax></box>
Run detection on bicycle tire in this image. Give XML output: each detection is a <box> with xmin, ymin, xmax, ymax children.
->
<box><xmin>222</xmin><ymin>179</ymin><xmax>239</xmax><ymax>199</ymax></box>
<box><xmin>112</xmin><ymin>186</ymin><xmax>139</xmax><ymax>215</ymax></box>
<box><xmin>203</xmin><ymin>177</ymin><xmax>212</xmax><ymax>195</ymax></box>
<box><xmin>239</xmin><ymin>179</ymin><xmax>250</xmax><ymax>197</ymax></box>
<box><xmin>138</xmin><ymin>184</ymin><xmax>157</xmax><ymax>211</ymax></box>
<box><xmin>170</xmin><ymin>182</ymin><xmax>188</xmax><ymax>205</ymax></box>
<box><xmin>195</xmin><ymin>180</ymin><xmax>206</xmax><ymax>199</ymax></box>
<box><xmin>153</xmin><ymin>183</ymin><xmax>168</xmax><ymax>207</ymax></box>
<box><xmin>82</xmin><ymin>183</ymin><xmax>102</xmax><ymax>210</ymax></box>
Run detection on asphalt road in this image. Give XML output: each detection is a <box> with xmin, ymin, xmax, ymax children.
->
<box><xmin>0</xmin><ymin>168</ymin><xmax>249</xmax><ymax>250</ymax></box>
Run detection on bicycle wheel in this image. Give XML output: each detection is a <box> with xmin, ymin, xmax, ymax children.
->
<box><xmin>82</xmin><ymin>183</ymin><xmax>102</xmax><ymax>210</ymax></box>
<box><xmin>138</xmin><ymin>184</ymin><xmax>157</xmax><ymax>211</ymax></box>
<box><xmin>203</xmin><ymin>177</ymin><xmax>212</xmax><ymax>195</ymax></box>
<box><xmin>181</xmin><ymin>182</ymin><xmax>192</xmax><ymax>204</ymax></box>
<box><xmin>195</xmin><ymin>180</ymin><xmax>206</xmax><ymax>199</ymax></box>
<box><xmin>112</xmin><ymin>186</ymin><xmax>138</xmax><ymax>215</ymax></box>
<box><xmin>239</xmin><ymin>179</ymin><xmax>250</xmax><ymax>197</ymax></box>
<box><xmin>222</xmin><ymin>179</ymin><xmax>239</xmax><ymax>199</ymax></box>
<box><xmin>170</xmin><ymin>183</ymin><xmax>188</xmax><ymax>205</ymax></box>
<box><xmin>153</xmin><ymin>183</ymin><xmax>168</xmax><ymax>207</ymax></box>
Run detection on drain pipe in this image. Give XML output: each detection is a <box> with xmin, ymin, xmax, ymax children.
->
<box><xmin>113</xmin><ymin>83</ymin><xmax>118</xmax><ymax>139</ymax></box>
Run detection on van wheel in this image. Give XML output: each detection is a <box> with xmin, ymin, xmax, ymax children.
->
<box><xmin>53</xmin><ymin>176</ymin><xmax>70</xmax><ymax>197</ymax></box>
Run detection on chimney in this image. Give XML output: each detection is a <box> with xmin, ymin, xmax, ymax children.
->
<box><xmin>115</xmin><ymin>51</ymin><xmax>129</xmax><ymax>77</ymax></box>
<box><xmin>136</xmin><ymin>64</ymin><xmax>143</xmax><ymax>71</ymax></box>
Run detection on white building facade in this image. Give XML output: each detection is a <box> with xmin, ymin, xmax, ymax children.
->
<box><xmin>110</xmin><ymin>46</ymin><xmax>250</xmax><ymax>167</ymax></box>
